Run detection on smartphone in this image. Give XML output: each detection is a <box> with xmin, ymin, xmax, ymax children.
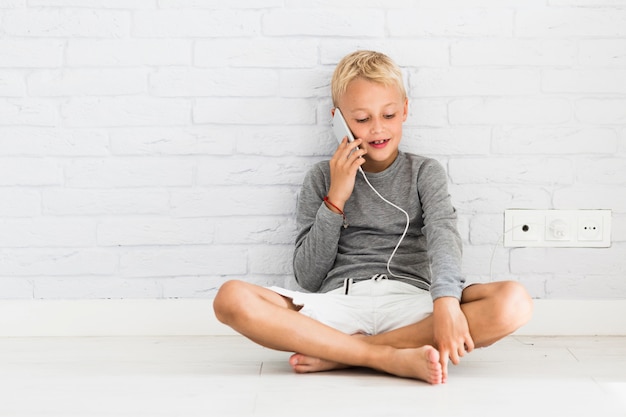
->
<box><xmin>332</xmin><ymin>108</ymin><xmax>356</xmax><ymax>145</ymax></box>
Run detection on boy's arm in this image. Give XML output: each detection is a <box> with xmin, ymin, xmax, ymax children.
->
<box><xmin>292</xmin><ymin>165</ymin><xmax>343</xmax><ymax>292</ymax></box>
<box><xmin>417</xmin><ymin>159</ymin><xmax>464</xmax><ymax>301</ymax></box>
<box><xmin>432</xmin><ymin>297</ymin><xmax>474</xmax><ymax>383</ymax></box>
<box><xmin>293</xmin><ymin>138</ymin><xmax>365</xmax><ymax>292</ymax></box>
<box><xmin>417</xmin><ymin>159</ymin><xmax>472</xmax><ymax>381</ymax></box>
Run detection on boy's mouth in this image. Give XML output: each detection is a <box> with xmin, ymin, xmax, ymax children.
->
<box><xmin>369</xmin><ymin>139</ymin><xmax>390</xmax><ymax>149</ymax></box>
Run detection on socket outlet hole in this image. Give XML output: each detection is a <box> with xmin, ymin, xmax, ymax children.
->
<box><xmin>522</xmin><ymin>225</ymin><xmax>530</xmax><ymax>232</ymax></box>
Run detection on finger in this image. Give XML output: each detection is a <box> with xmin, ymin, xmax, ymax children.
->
<box><xmin>330</xmin><ymin>137</ymin><xmax>348</xmax><ymax>160</ymax></box>
<box><xmin>465</xmin><ymin>337</ymin><xmax>475</xmax><ymax>353</ymax></box>
<box><xmin>440</xmin><ymin>352</ymin><xmax>449</xmax><ymax>383</ymax></box>
<box><xmin>355</xmin><ymin>153</ymin><xmax>367</xmax><ymax>166</ymax></box>
<box><xmin>346</xmin><ymin>137</ymin><xmax>362</xmax><ymax>152</ymax></box>
<box><xmin>349</xmin><ymin>146</ymin><xmax>367</xmax><ymax>163</ymax></box>
<box><xmin>449</xmin><ymin>349</ymin><xmax>460</xmax><ymax>365</ymax></box>
<box><xmin>343</xmin><ymin>140</ymin><xmax>365</xmax><ymax>164</ymax></box>
<box><xmin>457</xmin><ymin>345</ymin><xmax>466</xmax><ymax>358</ymax></box>
<box><xmin>335</xmin><ymin>137</ymin><xmax>357</xmax><ymax>159</ymax></box>
<box><xmin>330</xmin><ymin>141</ymin><xmax>353</xmax><ymax>168</ymax></box>
<box><xmin>339</xmin><ymin>136</ymin><xmax>352</xmax><ymax>151</ymax></box>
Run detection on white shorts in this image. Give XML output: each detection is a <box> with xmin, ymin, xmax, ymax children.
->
<box><xmin>269</xmin><ymin>276</ymin><xmax>433</xmax><ymax>336</ymax></box>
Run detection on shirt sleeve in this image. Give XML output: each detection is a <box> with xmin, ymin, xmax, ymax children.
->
<box><xmin>417</xmin><ymin>159</ymin><xmax>465</xmax><ymax>301</ymax></box>
<box><xmin>292</xmin><ymin>163</ymin><xmax>344</xmax><ymax>292</ymax></box>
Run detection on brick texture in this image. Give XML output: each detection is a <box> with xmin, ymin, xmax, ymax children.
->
<box><xmin>0</xmin><ymin>1</ymin><xmax>623</xmax><ymax>300</ymax></box>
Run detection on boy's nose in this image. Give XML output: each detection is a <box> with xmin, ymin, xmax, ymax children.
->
<box><xmin>370</xmin><ymin>118</ymin><xmax>384</xmax><ymax>134</ymax></box>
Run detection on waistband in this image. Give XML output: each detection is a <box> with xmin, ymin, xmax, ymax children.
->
<box><xmin>340</xmin><ymin>275</ymin><xmax>428</xmax><ymax>297</ymax></box>
<box><xmin>342</xmin><ymin>274</ymin><xmax>388</xmax><ymax>295</ymax></box>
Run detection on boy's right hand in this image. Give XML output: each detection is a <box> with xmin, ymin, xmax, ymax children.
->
<box><xmin>432</xmin><ymin>297</ymin><xmax>474</xmax><ymax>384</ymax></box>
<box><xmin>325</xmin><ymin>137</ymin><xmax>367</xmax><ymax>212</ymax></box>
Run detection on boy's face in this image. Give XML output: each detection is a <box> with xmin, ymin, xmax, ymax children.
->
<box><xmin>334</xmin><ymin>77</ymin><xmax>408</xmax><ymax>173</ymax></box>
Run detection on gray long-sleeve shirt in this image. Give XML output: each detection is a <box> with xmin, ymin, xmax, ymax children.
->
<box><xmin>292</xmin><ymin>151</ymin><xmax>464</xmax><ymax>301</ymax></box>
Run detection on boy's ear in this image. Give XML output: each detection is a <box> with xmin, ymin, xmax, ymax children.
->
<box><xmin>402</xmin><ymin>98</ymin><xmax>409</xmax><ymax>121</ymax></box>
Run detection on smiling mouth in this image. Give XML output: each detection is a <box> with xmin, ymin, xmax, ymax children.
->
<box><xmin>369</xmin><ymin>139</ymin><xmax>390</xmax><ymax>147</ymax></box>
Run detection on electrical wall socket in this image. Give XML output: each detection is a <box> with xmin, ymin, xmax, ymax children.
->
<box><xmin>503</xmin><ymin>209</ymin><xmax>611</xmax><ymax>248</ymax></box>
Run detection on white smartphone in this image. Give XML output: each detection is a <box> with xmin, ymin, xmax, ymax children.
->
<box><xmin>332</xmin><ymin>108</ymin><xmax>356</xmax><ymax>145</ymax></box>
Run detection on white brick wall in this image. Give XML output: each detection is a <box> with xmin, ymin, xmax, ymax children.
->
<box><xmin>0</xmin><ymin>1</ymin><xmax>624</xmax><ymax>300</ymax></box>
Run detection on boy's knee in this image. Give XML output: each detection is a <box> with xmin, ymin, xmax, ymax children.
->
<box><xmin>501</xmin><ymin>281</ymin><xmax>533</xmax><ymax>327</ymax></box>
<box><xmin>213</xmin><ymin>280</ymin><xmax>247</xmax><ymax>324</ymax></box>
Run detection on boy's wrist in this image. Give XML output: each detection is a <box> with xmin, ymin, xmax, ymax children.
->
<box><xmin>433</xmin><ymin>296</ymin><xmax>460</xmax><ymax>311</ymax></box>
<box><xmin>323</xmin><ymin>196</ymin><xmax>349</xmax><ymax>229</ymax></box>
<box><xmin>323</xmin><ymin>194</ymin><xmax>346</xmax><ymax>213</ymax></box>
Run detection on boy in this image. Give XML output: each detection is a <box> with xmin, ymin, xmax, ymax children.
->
<box><xmin>213</xmin><ymin>50</ymin><xmax>533</xmax><ymax>385</ymax></box>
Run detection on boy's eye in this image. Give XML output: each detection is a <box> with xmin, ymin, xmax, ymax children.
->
<box><xmin>354</xmin><ymin>113</ymin><xmax>396</xmax><ymax>123</ymax></box>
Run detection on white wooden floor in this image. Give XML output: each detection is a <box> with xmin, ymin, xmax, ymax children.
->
<box><xmin>0</xmin><ymin>335</ymin><xmax>624</xmax><ymax>416</ymax></box>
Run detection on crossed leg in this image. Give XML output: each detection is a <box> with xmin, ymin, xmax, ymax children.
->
<box><xmin>213</xmin><ymin>280</ymin><xmax>443</xmax><ymax>384</ymax></box>
<box><xmin>213</xmin><ymin>280</ymin><xmax>532</xmax><ymax>384</ymax></box>
<box><xmin>290</xmin><ymin>281</ymin><xmax>533</xmax><ymax>379</ymax></box>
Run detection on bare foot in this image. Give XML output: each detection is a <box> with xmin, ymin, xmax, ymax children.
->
<box><xmin>382</xmin><ymin>345</ymin><xmax>443</xmax><ymax>385</ymax></box>
<box><xmin>289</xmin><ymin>345</ymin><xmax>443</xmax><ymax>385</ymax></box>
<box><xmin>289</xmin><ymin>353</ymin><xmax>348</xmax><ymax>373</ymax></box>
<box><xmin>289</xmin><ymin>332</ymin><xmax>366</xmax><ymax>373</ymax></box>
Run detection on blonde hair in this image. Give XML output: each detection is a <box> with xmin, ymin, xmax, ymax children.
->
<box><xmin>331</xmin><ymin>50</ymin><xmax>407</xmax><ymax>107</ymax></box>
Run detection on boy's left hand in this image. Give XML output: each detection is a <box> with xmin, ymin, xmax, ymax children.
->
<box><xmin>432</xmin><ymin>297</ymin><xmax>474</xmax><ymax>383</ymax></box>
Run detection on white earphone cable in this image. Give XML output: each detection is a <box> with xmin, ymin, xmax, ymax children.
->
<box><xmin>358</xmin><ymin>167</ymin><xmax>426</xmax><ymax>286</ymax></box>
